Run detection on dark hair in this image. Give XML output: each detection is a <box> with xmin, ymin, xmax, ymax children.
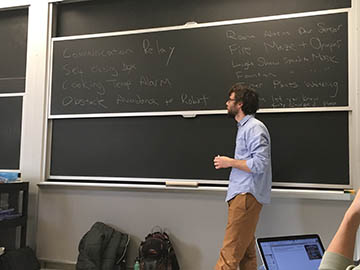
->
<box><xmin>228</xmin><ymin>84</ymin><xmax>259</xmax><ymax>115</ymax></box>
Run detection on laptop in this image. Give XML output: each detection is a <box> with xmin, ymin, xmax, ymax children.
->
<box><xmin>256</xmin><ymin>234</ymin><xmax>325</xmax><ymax>270</ymax></box>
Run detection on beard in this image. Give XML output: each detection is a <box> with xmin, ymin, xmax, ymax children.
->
<box><xmin>227</xmin><ymin>107</ymin><xmax>238</xmax><ymax>118</ymax></box>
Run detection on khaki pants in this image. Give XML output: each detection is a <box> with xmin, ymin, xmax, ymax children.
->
<box><xmin>215</xmin><ymin>193</ymin><xmax>263</xmax><ymax>270</ymax></box>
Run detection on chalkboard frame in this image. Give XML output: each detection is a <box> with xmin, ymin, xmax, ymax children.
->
<box><xmin>48</xmin><ymin>10</ymin><xmax>350</xmax><ymax>118</ymax></box>
<box><xmin>47</xmin><ymin>9</ymin><xmax>352</xmax><ymax>189</ymax></box>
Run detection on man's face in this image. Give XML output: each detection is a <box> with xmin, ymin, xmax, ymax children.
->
<box><xmin>226</xmin><ymin>93</ymin><xmax>241</xmax><ymax>117</ymax></box>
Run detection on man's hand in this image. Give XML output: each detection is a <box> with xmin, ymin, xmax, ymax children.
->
<box><xmin>345</xmin><ymin>189</ymin><xmax>360</xmax><ymax>224</ymax></box>
<box><xmin>214</xmin><ymin>155</ymin><xmax>251</xmax><ymax>172</ymax></box>
<box><xmin>214</xmin><ymin>155</ymin><xmax>233</xmax><ymax>169</ymax></box>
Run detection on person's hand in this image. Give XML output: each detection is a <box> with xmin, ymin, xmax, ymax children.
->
<box><xmin>214</xmin><ymin>155</ymin><xmax>233</xmax><ymax>169</ymax></box>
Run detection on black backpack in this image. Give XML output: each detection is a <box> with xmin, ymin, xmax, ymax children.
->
<box><xmin>138</xmin><ymin>228</ymin><xmax>179</xmax><ymax>270</ymax></box>
<box><xmin>0</xmin><ymin>247</ymin><xmax>40</xmax><ymax>270</ymax></box>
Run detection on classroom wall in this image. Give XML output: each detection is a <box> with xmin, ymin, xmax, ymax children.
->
<box><xmin>0</xmin><ymin>0</ymin><xmax>359</xmax><ymax>269</ymax></box>
<box><xmin>36</xmin><ymin>187</ymin><xmax>352</xmax><ymax>269</ymax></box>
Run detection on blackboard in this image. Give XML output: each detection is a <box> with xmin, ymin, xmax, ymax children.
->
<box><xmin>55</xmin><ymin>0</ymin><xmax>351</xmax><ymax>37</ymax></box>
<box><xmin>50</xmin><ymin>112</ymin><xmax>349</xmax><ymax>186</ymax></box>
<box><xmin>0</xmin><ymin>9</ymin><xmax>28</xmax><ymax>93</ymax></box>
<box><xmin>0</xmin><ymin>97</ymin><xmax>22</xmax><ymax>169</ymax></box>
<box><xmin>51</xmin><ymin>12</ymin><xmax>348</xmax><ymax>115</ymax></box>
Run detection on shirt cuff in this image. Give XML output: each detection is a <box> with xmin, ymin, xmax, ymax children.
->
<box><xmin>246</xmin><ymin>159</ymin><xmax>253</xmax><ymax>172</ymax></box>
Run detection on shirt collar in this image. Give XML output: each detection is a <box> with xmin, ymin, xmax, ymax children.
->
<box><xmin>237</xmin><ymin>114</ymin><xmax>253</xmax><ymax>127</ymax></box>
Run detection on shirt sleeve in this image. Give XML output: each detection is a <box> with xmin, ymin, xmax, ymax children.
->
<box><xmin>245</xmin><ymin>125</ymin><xmax>271</xmax><ymax>174</ymax></box>
<box><xmin>319</xmin><ymin>251</ymin><xmax>357</xmax><ymax>270</ymax></box>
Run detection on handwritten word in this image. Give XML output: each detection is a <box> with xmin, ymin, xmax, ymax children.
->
<box><xmin>264</xmin><ymin>41</ymin><xmax>297</xmax><ymax>52</ymax></box>
<box><xmin>237</xmin><ymin>81</ymin><xmax>263</xmax><ymax>90</ymax></box>
<box><xmin>142</xmin><ymin>39</ymin><xmax>175</xmax><ymax>66</ymax></box>
<box><xmin>323</xmin><ymin>100</ymin><xmax>337</xmax><ymax>106</ymax></box>
<box><xmin>235</xmin><ymin>71</ymin><xmax>277</xmax><ymax>79</ymax></box>
<box><xmin>90</xmin><ymin>65</ymin><xmax>119</xmax><ymax>77</ymax></box>
<box><xmin>117</xmin><ymin>95</ymin><xmax>159</xmax><ymax>106</ymax></box>
<box><xmin>309</xmin><ymin>37</ymin><xmax>342</xmax><ymax>52</ymax></box>
<box><xmin>92</xmin><ymin>63</ymin><xmax>136</xmax><ymax>76</ymax></box>
<box><xmin>181</xmin><ymin>93</ymin><xmax>209</xmax><ymax>106</ymax></box>
<box><xmin>257</xmin><ymin>57</ymin><xmax>280</xmax><ymax>67</ymax></box>
<box><xmin>283</xmin><ymin>56</ymin><xmax>310</xmax><ymax>65</ymax></box>
<box><xmin>298</xmin><ymin>26</ymin><xmax>313</xmax><ymax>35</ymax></box>
<box><xmin>273</xmin><ymin>80</ymin><xmax>299</xmax><ymax>89</ymax></box>
<box><xmin>139</xmin><ymin>75</ymin><xmax>172</xmax><ymax>88</ymax></box>
<box><xmin>106</xmin><ymin>79</ymin><xmax>132</xmax><ymax>90</ymax></box>
<box><xmin>286</xmin><ymin>95</ymin><xmax>319</xmax><ymax>107</ymax></box>
<box><xmin>317</xmin><ymin>23</ymin><xmax>343</xmax><ymax>34</ymax></box>
<box><xmin>304</xmin><ymin>80</ymin><xmax>339</xmax><ymax>98</ymax></box>
<box><xmin>226</xmin><ymin>30</ymin><xmax>256</xmax><ymax>41</ymax></box>
<box><xmin>312</xmin><ymin>53</ymin><xmax>339</xmax><ymax>64</ymax></box>
<box><xmin>271</xmin><ymin>96</ymin><xmax>285</xmax><ymax>108</ymax></box>
<box><xmin>62</xmin><ymin>48</ymin><xmax>133</xmax><ymax>59</ymax></box>
<box><xmin>264</xmin><ymin>30</ymin><xmax>290</xmax><ymax>38</ymax></box>
<box><xmin>62</xmin><ymin>78</ymin><xmax>106</xmax><ymax>95</ymax></box>
<box><xmin>63</xmin><ymin>64</ymin><xmax>84</xmax><ymax>76</ymax></box>
<box><xmin>271</xmin><ymin>95</ymin><xmax>319</xmax><ymax>108</ymax></box>
<box><xmin>232</xmin><ymin>59</ymin><xmax>254</xmax><ymax>70</ymax></box>
<box><xmin>62</xmin><ymin>96</ymin><xmax>107</xmax><ymax>108</ymax></box>
<box><xmin>228</xmin><ymin>44</ymin><xmax>251</xmax><ymax>56</ymax></box>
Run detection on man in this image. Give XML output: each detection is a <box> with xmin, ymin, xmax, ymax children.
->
<box><xmin>214</xmin><ymin>84</ymin><xmax>272</xmax><ymax>270</ymax></box>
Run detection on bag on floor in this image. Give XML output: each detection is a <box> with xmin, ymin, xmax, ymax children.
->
<box><xmin>0</xmin><ymin>247</ymin><xmax>40</xmax><ymax>270</ymax></box>
<box><xmin>138</xmin><ymin>227</ymin><xmax>179</xmax><ymax>270</ymax></box>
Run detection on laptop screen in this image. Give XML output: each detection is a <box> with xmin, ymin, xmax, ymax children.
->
<box><xmin>257</xmin><ymin>234</ymin><xmax>325</xmax><ymax>270</ymax></box>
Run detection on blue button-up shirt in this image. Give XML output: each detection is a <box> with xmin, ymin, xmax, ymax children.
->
<box><xmin>226</xmin><ymin>115</ymin><xmax>272</xmax><ymax>204</ymax></box>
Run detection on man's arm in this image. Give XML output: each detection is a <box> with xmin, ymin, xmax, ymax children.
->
<box><xmin>213</xmin><ymin>156</ymin><xmax>251</xmax><ymax>172</ymax></box>
<box><xmin>214</xmin><ymin>126</ymin><xmax>270</xmax><ymax>173</ymax></box>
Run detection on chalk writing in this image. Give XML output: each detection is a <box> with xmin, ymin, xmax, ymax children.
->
<box><xmin>264</xmin><ymin>30</ymin><xmax>290</xmax><ymax>38</ymax></box>
<box><xmin>226</xmin><ymin>30</ymin><xmax>256</xmax><ymax>41</ymax></box>
<box><xmin>273</xmin><ymin>80</ymin><xmax>299</xmax><ymax>89</ymax></box>
<box><xmin>106</xmin><ymin>79</ymin><xmax>132</xmax><ymax>90</ymax></box>
<box><xmin>283</xmin><ymin>56</ymin><xmax>310</xmax><ymax>65</ymax></box>
<box><xmin>312</xmin><ymin>53</ymin><xmax>339</xmax><ymax>64</ymax></box>
<box><xmin>228</xmin><ymin>44</ymin><xmax>252</xmax><ymax>56</ymax></box>
<box><xmin>232</xmin><ymin>59</ymin><xmax>254</xmax><ymax>70</ymax></box>
<box><xmin>309</xmin><ymin>37</ymin><xmax>342</xmax><ymax>52</ymax></box>
<box><xmin>51</xmin><ymin>13</ymin><xmax>348</xmax><ymax>115</ymax></box>
<box><xmin>235</xmin><ymin>72</ymin><xmax>277</xmax><ymax>79</ymax></box>
<box><xmin>62</xmin><ymin>47</ymin><xmax>133</xmax><ymax>58</ymax></box>
<box><xmin>317</xmin><ymin>23</ymin><xmax>342</xmax><ymax>34</ymax></box>
<box><xmin>298</xmin><ymin>26</ymin><xmax>313</xmax><ymax>35</ymax></box>
<box><xmin>90</xmin><ymin>65</ymin><xmax>119</xmax><ymax>77</ymax></box>
<box><xmin>142</xmin><ymin>39</ymin><xmax>175</xmax><ymax>66</ymax></box>
<box><xmin>304</xmin><ymin>80</ymin><xmax>339</xmax><ymax>97</ymax></box>
<box><xmin>117</xmin><ymin>95</ymin><xmax>159</xmax><ymax>106</ymax></box>
<box><xmin>264</xmin><ymin>41</ymin><xmax>297</xmax><ymax>52</ymax></box>
<box><xmin>139</xmin><ymin>75</ymin><xmax>172</xmax><ymax>88</ymax></box>
<box><xmin>62</xmin><ymin>96</ymin><xmax>107</xmax><ymax>108</ymax></box>
<box><xmin>257</xmin><ymin>57</ymin><xmax>280</xmax><ymax>67</ymax></box>
<box><xmin>62</xmin><ymin>78</ymin><xmax>106</xmax><ymax>95</ymax></box>
<box><xmin>181</xmin><ymin>93</ymin><xmax>209</xmax><ymax>106</ymax></box>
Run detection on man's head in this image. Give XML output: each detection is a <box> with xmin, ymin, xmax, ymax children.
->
<box><xmin>226</xmin><ymin>84</ymin><xmax>259</xmax><ymax>117</ymax></box>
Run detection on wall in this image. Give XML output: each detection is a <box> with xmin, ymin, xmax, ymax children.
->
<box><xmin>37</xmin><ymin>187</ymin><xmax>352</xmax><ymax>269</ymax></box>
<box><xmin>0</xmin><ymin>0</ymin><xmax>358</xmax><ymax>269</ymax></box>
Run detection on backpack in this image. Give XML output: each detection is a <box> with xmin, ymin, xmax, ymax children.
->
<box><xmin>0</xmin><ymin>247</ymin><xmax>40</xmax><ymax>270</ymax></box>
<box><xmin>138</xmin><ymin>227</ymin><xmax>179</xmax><ymax>270</ymax></box>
